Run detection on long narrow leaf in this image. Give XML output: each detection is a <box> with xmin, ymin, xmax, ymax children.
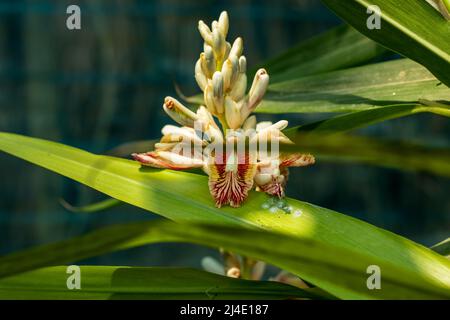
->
<box><xmin>258</xmin><ymin>59</ymin><xmax>450</xmax><ymax>113</ymax></box>
<box><xmin>321</xmin><ymin>0</ymin><xmax>450</xmax><ymax>87</ymax></box>
<box><xmin>285</xmin><ymin>103</ymin><xmax>450</xmax><ymax>138</ymax></box>
<box><xmin>1</xmin><ymin>133</ymin><xmax>450</xmax><ymax>298</ymax></box>
<box><xmin>0</xmin><ymin>266</ymin><xmax>319</xmax><ymax>300</ymax></box>
<box><xmin>106</xmin><ymin>135</ymin><xmax>450</xmax><ymax>178</ymax></box>
<box><xmin>257</xmin><ymin>24</ymin><xmax>389</xmax><ymax>83</ymax></box>
<box><xmin>283</xmin><ymin>134</ymin><xmax>450</xmax><ymax>177</ymax></box>
<box><xmin>0</xmin><ymin>221</ymin><xmax>448</xmax><ymax>299</ymax></box>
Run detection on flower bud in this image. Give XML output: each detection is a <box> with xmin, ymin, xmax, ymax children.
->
<box><xmin>204</xmin><ymin>84</ymin><xmax>217</xmax><ymax>115</ymax></box>
<box><xmin>198</xmin><ymin>20</ymin><xmax>213</xmax><ymax>44</ymax></box>
<box><xmin>247</xmin><ymin>68</ymin><xmax>269</xmax><ymax>112</ymax></box>
<box><xmin>254</xmin><ymin>173</ymin><xmax>272</xmax><ymax>186</ymax></box>
<box><xmin>224</xmin><ymin>42</ymin><xmax>231</xmax><ymax>59</ymax></box>
<box><xmin>212</xmin><ymin>27</ymin><xmax>226</xmax><ymax>61</ymax></box>
<box><xmin>225</xmin><ymin>96</ymin><xmax>242</xmax><ymax>129</ymax></box>
<box><xmin>218</xmin><ymin>11</ymin><xmax>229</xmax><ymax>37</ymax></box>
<box><xmin>195</xmin><ymin>58</ymin><xmax>207</xmax><ymax>91</ymax></box>
<box><xmin>229</xmin><ymin>73</ymin><xmax>247</xmax><ymax>101</ymax></box>
<box><xmin>196</xmin><ymin>105</ymin><xmax>215</xmax><ymax>127</ymax></box>
<box><xmin>161</xmin><ymin>125</ymin><xmax>205</xmax><ymax>146</ymax></box>
<box><xmin>200</xmin><ymin>46</ymin><xmax>215</xmax><ymax>78</ymax></box>
<box><xmin>221</xmin><ymin>55</ymin><xmax>239</xmax><ymax>92</ymax></box>
<box><xmin>238</xmin><ymin>56</ymin><xmax>246</xmax><ymax>73</ymax></box>
<box><xmin>242</xmin><ymin>115</ymin><xmax>257</xmax><ymax>130</ymax></box>
<box><xmin>212</xmin><ymin>71</ymin><xmax>224</xmax><ymax>114</ymax></box>
<box><xmin>229</xmin><ymin>37</ymin><xmax>243</xmax><ymax>58</ymax></box>
<box><xmin>163</xmin><ymin>96</ymin><xmax>199</xmax><ymax>127</ymax></box>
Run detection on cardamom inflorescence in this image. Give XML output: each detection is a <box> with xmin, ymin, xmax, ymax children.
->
<box><xmin>133</xmin><ymin>11</ymin><xmax>314</xmax><ymax>208</ymax></box>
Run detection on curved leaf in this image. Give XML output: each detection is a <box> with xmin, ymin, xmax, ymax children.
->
<box><xmin>321</xmin><ymin>0</ymin><xmax>450</xmax><ymax>87</ymax></box>
<box><xmin>282</xmin><ymin>134</ymin><xmax>450</xmax><ymax>177</ymax></box>
<box><xmin>0</xmin><ymin>266</ymin><xmax>319</xmax><ymax>300</ymax></box>
<box><xmin>0</xmin><ymin>221</ymin><xmax>448</xmax><ymax>299</ymax></box>
<box><xmin>258</xmin><ymin>59</ymin><xmax>450</xmax><ymax>113</ymax></box>
<box><xmin>1</xmin><ymin>133</ymin><xmax>450</xmax><ymax>297</ymax></box>
<box><xmin>106</xmin><ymin>136</ymin><xmax>450</xmax><ymax>178</ymax></box>
<box><xmin>285</xmin><ymin>103</ymin><xmax>450</xmax><ymax>137</ymax></box>
<box><xmin>257</xmin><ymin>24</ymin><xmax>389</xmax><ymax>83</ymax></box>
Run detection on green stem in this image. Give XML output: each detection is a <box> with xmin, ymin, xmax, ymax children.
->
<box><xmin>218</xmin><ymin>115</ymin><xmax>229</xmax><ymax>133</ymax></box>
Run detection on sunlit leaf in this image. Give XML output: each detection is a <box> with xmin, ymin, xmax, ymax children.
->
<box><xmin>1</xmin><ymin>132</ymin><xmax>449</xmax><ymax>299</ymax></box>
<box><xmin>0</xmin><ymin>220</ymin><xmax>448</xmax><ymax>299</ymax></box>
<box><xmin>321</xmin><ymin>0</ymin><xmax>450</xmax><ymax>87</ymax></box>
<box><xmin>0</xmin><ymin>266</ymin><xmax>321</xmax><ymax>300</ymax></box>
<box><xmin>258</xmin><ymin>59</ymin><xmax>450</xmax><ymax>113</ymax></box>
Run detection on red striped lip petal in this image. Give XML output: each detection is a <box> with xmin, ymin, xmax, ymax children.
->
<box><xmin>208</xmin><ymin>151</ymin><xmax>256</xmax><ymax>207</ymax></box>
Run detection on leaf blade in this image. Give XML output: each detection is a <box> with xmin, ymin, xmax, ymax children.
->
<box><xmin>321</xmin><ymin>0</ymin><xmax>450</xmax><ymax>86</ymax></box>
<box><xmin>0</xmin><ymin>266</ymin><xmax>319</xmax><ymax>300</ymax></box>
<box><xmin>1</xmin><ymin>133</ymin><xmax>450</xmax><ymax>299</ymax></box>
<box><xmin>258</xmin><ymin>59</ymin><xmax>450</xmax><ymax>114</ymax></box>
<box><xmin>0</xmin><ymin>221</ymin><xmax>448</xmax><ymax>299</ymax></box>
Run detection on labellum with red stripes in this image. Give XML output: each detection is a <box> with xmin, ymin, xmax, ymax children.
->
<box><xmin>133</xmin><ymin>11</ymin><xmax>314</xmax><ymax>208</ymax></box>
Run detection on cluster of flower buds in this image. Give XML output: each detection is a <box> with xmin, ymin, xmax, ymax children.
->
<box><xmin>195</xmin><ymin>11</ymin><xmax>269</xmax><ymax>130</ymax></box>
<box><xmin>133</xmin><ymin>11</ymin><xmax>314</xmax><ymax>208</ymax></box>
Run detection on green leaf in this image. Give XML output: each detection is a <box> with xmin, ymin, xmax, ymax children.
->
<box><xmin>1</xmin><ymin>132</ymin><xmax>450</xmax><ymax>299</ymax></box>
<box><xmin>321</xmin><ymin>0</ymin><xmax>450</xmax><ymax>87</ymax></box>
<box><xmin>257</xmin><ymin>59</ymin><xmax>450</xmax><ymax>113</ymax></box>
<box><xmin>0</xmin><ymin>220</ymin><xmax>448</xmax><ymax>299</ymax></box>
<box><xmin>105</xmin><ymin>135</ymin><xmax>450</xmax><ymax>178</ymax></box>
<box><xmin>0</xmin><ymin>266</ymin><xmax>319</xmax><ymax>300</ymax></box>
<box><xmin>60</xmin><ymin>198</ymin><xmax>122</xmax><ymax>213</ymax></box>
<box><xmin>431</xmin><ymin>238</ymin><xmax>450</xmax><ymax>258</ymax></box>
<box><xmin>284</xmin><ymin>103</ymin><xmax>450</xmax><ymax>139</ymax></box>
<box><xmin>282</xmin><ymin>134</ymin><xmax>450</xmax><ymax>178</ymax></box>
<box><xmin>256</xmin><ymin>24</ymin><xmax>389</xmax><ymax>83</ymax></box>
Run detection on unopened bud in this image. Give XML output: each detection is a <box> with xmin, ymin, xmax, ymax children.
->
<box><xmin>195</xmin><ymin>59</ymin><xmax>207</xmax><ymax>91</ymax></box>
<box><xmin>238</xmin><ymin>56</ymin><xmax>246</xmax><ymax>73</ymax></box>
<box><xmin>200</xmin><ymin>46</ymin><xmax>215</xmax><ymax>78</ymax></box>
<box><xmin>212</xmin><ymin>28</ymin><xmax>226</xmax><ymax>61</ymax></box>
<box><xmin>229</xmin><ymin>37</ymin><xmax>243</xmax><ymax>58</ymax></box>
<box><xmin>221</xmin><ymin>55</ymin><xmax>239</xmax><ymax>92</ymax></box>
<box><xmin>224</xmin><ymin>42</ymin><xmax>231</xmax><ymax>59</ymax></box>
<box><xmin>218</xmin><ymin>11</ymin><xmax>229</xmax><ymax>38</ymax></box>
<box><xmin>204</xmin><ymin>84</ymin><xmax>217</xmax><ymax>115</ymax></box>
<box><xmin>242</xmin><ymin>115</ymin><xmax>257</xmax><ymax>130</ymax></box>
<box><xmin>225</xmin><ymin>96</ymin><xmax>242</xmax><ymax>129</ymax></box>
<box><xmin>198</xmin><ymin>20</ymin><xmax>213</xmax><ymax>44</ymax></box>
<box><xmin>248</xmin><ymin>68</ymin><xmax>269</xmax><ymax>112</ymax></box>
<box><xmin>229</xmin><ymin>73</ymin><xmax>247</xmax><ymax>101</ymax></box>
<box><xmin>212</xmin><ymin>71</ymin><xmax>224</xmax><ymax>114</ymax></box>
<box><xmin>163</xmin><ymin>97</ymin><xmax>198</xmax><ymax>127</ymax></box>
<box><xmin>227</xmin><ymin>267</ymin><xmax>241</xmax><ymax>278</ymax></box>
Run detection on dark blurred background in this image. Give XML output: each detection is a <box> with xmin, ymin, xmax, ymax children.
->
<box><xmin>0</xmin><ymin>0</ymin><xmax>448</xmax><ymax>269</ymax></box>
